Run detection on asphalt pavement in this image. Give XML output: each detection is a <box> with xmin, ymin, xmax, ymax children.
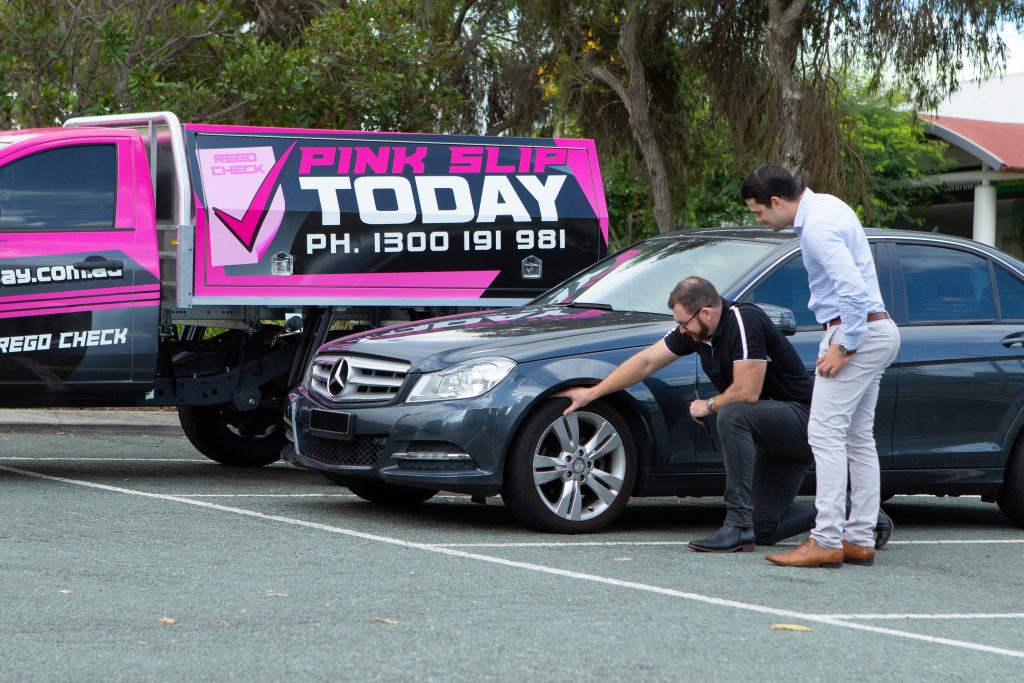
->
<box><xmin>0</xmin><ymin>408</ymin><xmax>182</xmax><ymax>434</ymax></box>
<box><xmin>2</xmin><ymin>413</ymin><xmax>1023</xmax><ymax>681</ymax></box>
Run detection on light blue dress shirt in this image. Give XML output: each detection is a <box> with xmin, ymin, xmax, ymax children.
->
<box><xmin>793</xmin><ymin>188</ymin><xmax>886</xmax><ymax>350</ymax></box>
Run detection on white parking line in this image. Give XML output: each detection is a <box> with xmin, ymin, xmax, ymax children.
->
<box><xmin>0</xmin><ymin>457</ymin><xmax>211</xmax><ymax>462</ymax></box>
<box><xmin>4</xmin><ymin>463</ymin><xmax>1024</xmax><ymax>661</ymax></box>
<box><xmin>436</xmin><ymin>539</ymin><xmax>1024</xmax><ymax>547</ymax></box>
<box><xmin>436</xmin><ymin>541</ymin><xmax>695</xmax><ymax>547</ymax></box>
<box><xmin>884</xmin><ymin>539</ymin><xmax>1024</xmax><ymax>545</ymax></box>
<box><xmin>177</xmin><ymin>493</ymin><xmax>356</xmax><ymax>498</ymax></box>
<box><xmin>829</xmin><ymin>613</ymin><xmax>1024</xmax><ymax>621</ymax></box>
<box><xmin>172</xmin><ymin>493</ymin><xmax>468</xmax><ymax>499</ymax></box>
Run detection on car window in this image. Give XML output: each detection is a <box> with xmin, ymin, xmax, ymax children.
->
<box><xmin>746</xmin><ymin>255</ymin><xmax>817</xmax><ymax>328</ymax></box>
<box><xmin>0</xmin><ymin>144</ymin><xmax>116</xmax><ymax>230</ymax></box>
<box><xmin>994</xmin><ymin>264</ymin><xmax>1024</xmax><ymax>320</ymax></box>
<box><xmin>534</xmin><ymin>237</ymin><xmax>778</xmax><ymax>314</ymax></box>
<box><xmin>895</xmin><ymin>243</ymin><xmax>995</xmax><ymax>322</ymax></box>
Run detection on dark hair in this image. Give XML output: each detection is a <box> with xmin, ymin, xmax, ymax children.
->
<box><xmin>667</xmin><ymin>276</ymin><xmax>721</xmax><ymax>313</ymax></box>
<box><xmin>740</xmin><ymin>165</ymin><xmax>802</xmax><ymax>206</ymax></box>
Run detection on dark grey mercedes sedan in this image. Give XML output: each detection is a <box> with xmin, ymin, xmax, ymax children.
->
<box><xmin>283</xmin><ymin>228</ymin><xmax>1024</xmax><ymax>533</ymax></box>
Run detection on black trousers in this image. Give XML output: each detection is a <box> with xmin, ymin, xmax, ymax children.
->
<box><xmin>714</xmin><ymin>400</ymin><xmax>816</xmax><ymax>545</ymax></box>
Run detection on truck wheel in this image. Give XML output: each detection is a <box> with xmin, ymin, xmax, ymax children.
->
<box><xmin>501</xmin><ymin>400</ymin><xmax>636</xmax><ymax>534</ymax></box>
<box><xmin>178</xmin><ymin>405</ymin><xmax>285</xmax><ymax>467</ymax></box>
<box><xmin>328</xmin><ymin>475</ymin><xmax>438</xmax><ymax>505</ymax></box>
<box><xmin>996</xmin><ymin>436</ymin><xmax>1024</xmax><ymax>527</ymax></box>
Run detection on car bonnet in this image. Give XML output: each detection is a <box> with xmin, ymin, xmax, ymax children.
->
<box><xmin>318</xmin><ymin>305</ymin><xmax>673</xmax><ymax>372</ymax></box>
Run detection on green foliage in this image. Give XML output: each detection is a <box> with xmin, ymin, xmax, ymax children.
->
<box><xmin>286</xmin><ymin>1</ymin><xmax>464</xmax><ymax>131</ymax></box>
<box><xmin>842</xmin><ymin>87</ymin><xmax>951</xmax><ymax>227</ymax></box>
<box><xmin>0</xmin><ymin>1</ymin><xmax>243</xmax><ymax>127</ymax></box>
<box><xmin>602</xmin><ymin>152</ymin><xmax>657</xmax><ymax>249</ymax></box>
<box><xmin>0</xmin><ymin>1</ymin><xmax>1012</xmax><ymax>244</ymax></box>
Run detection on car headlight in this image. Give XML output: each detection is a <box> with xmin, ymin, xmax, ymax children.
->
<box><xmin>406</xmin><ymin>357</ymin><xmax>516</xmax><ymax>403</ymax></box>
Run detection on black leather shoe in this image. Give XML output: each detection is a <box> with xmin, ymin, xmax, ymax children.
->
<box><xmin>688</xmin><ymin>525</ymin><xmax>755</xmax><ymax>553</ymax></box>
<box><xmin>874</xmin><ymin>508</ymin><xmax>893</xmax><ymax>550</ymax></box>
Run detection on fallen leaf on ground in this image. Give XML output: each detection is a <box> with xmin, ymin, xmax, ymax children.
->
<box><xmin>160</xmin><ymin>617</ymin><xmax>176</xmax><ymax>625</ymax></box>
<box><xmin>373</xmin><ymin>618</ymin><xmax>400</xmax><ymax>625</ymax></box>
<box><xmin>771</xmin><ymin>623</ymin><xmax>812</xmax><ymax>632</ymax></box>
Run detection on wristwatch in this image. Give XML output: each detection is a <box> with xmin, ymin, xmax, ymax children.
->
<box><xmin>838</xmin><ymin>344</ymin><xmax>856</xmax><ymax>356</ymax></box>
<box><xmin>705</xmin><ymin>397</ymin><xmax>716</xmax><ymax>412</ymax></box>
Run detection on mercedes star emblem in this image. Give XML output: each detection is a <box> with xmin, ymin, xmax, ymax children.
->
<box><xmin>328</xmin><ymin>358</ymin><xmax>350</xmax><ymax>397</ymax></box>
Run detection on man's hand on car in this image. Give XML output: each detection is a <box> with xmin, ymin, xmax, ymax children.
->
<box><xmin>553</xmin><ymin>386</ymin><xmax>595</xmax><ymax>415</ymax></box>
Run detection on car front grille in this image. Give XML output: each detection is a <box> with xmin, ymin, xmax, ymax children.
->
<box><xmin>301</xmin><ymin>430</ymin><xmax>385</xmax><ymax>467</ymax></box>
<box><xmin>395</xmin><ymin>459</ymin><xmax>477</xmax><ymax>471</ymax></box>
<box><xmin>309</xmin><ymin>353</ymin><xmax>410</xmax><ymax>403</ymax></box>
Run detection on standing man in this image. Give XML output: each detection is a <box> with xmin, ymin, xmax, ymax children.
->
<box><xmin>741</xmin><ymin>165</ymin><xmax>901</xmax><ymax>568</ymax></box>
<box><xmin>558</xmin><ymin>276</ymin><xmax>819</xmax><ymax>552</ymax></box>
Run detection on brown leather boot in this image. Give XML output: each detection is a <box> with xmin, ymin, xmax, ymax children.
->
<box><xmin>765</xmin><ymin>537</ymin><xmax>843</xmax><ymax>568</ymax></box>
<box><xmin>841</xmin><ymin>539</ymin><xmax>876</xmax><ymax>566</ymax></box>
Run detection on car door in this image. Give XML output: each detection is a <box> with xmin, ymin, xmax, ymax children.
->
<box><xmin>0</xmin><ymin>133</ymin><xmax>155</xmax><ymax>398</ymax></box>
<box><xmin>887</xmin><ymin>239</ymin><xmax>1024</xmax><ymax>469</ymax></box>
<box><xmin>723</xmin><ymin>246</ymin><xmax>897</xmax><ymax>473</ymax></box>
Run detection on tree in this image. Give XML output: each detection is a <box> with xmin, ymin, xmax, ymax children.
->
<box><xmin>0</xmin><ymin>0</ymin><xmax>240</xmax><ymax>127</ymax></box>
<box><xmin>519</xmin><ymin>1</ymin><xmax>720</xmax><ymax>237</ymax></box>
<box><xmin>696</xmin><ymin>0</ymin><xmax>1024</xmax><ymax>198</ymax></box>
<box><xmin>413</xmin><ymin>0</ymin><xmax>541</xmax><ymax>135</ymax></box>
<box><xmin>235</xmin><ymin>0</ymin><xmax>337</xmax><ymax>46</ymax></box>
<box><xmin>841</xmin><ymin>86</ymin><xmax>950</xmax><ymax>226</ymax></box>
<box><xmin>577</xmin><ymin>3</ymin><xmax>677</xmax><ymax>235</ymax></box>
<box><xmin>221</xmin><ymin>1</ymin><xmax>464</xmax><ymax>131</ymax></box>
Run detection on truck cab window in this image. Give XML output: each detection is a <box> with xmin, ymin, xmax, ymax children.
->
<box><xmin>0</xmin><ymin>144</ymin><xmax>116</xmax><ymax>230</ymax></box>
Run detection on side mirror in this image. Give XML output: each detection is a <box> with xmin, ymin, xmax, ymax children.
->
<box><xmin>754</xmin><ymin>303</ymin><xmax>797</xmax><ymax>336</ymax></box>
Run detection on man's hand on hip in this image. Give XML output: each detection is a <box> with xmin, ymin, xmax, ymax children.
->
<box><xmin>816</xmin><ymin>345</ymin><xmax>852</xmax><ymax>378</ymax></box>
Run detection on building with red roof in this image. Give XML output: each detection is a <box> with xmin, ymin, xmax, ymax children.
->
<box><xmin>916</xmin><ymin>73</ymin><xmax>1024</xmax><ymax>256</ymax></box>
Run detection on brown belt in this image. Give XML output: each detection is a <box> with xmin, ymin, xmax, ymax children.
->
<box><xmin>824</xmin><ymin>311</ymin><xmax>889</xmax><ymax>329</ymax></box>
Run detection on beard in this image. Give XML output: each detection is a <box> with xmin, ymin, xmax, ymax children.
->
<box><xmin>687</xmin><ymin>319</ymin><xmax>712</xmax><ymax>342</ymax></box>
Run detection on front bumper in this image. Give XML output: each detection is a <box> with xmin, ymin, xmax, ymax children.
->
<box><xmin>283</xmin><ymin>372</ymin><xmax>544</xmax><ymax>495</ymax></box>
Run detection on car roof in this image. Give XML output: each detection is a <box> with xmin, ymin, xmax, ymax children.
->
<box><xmin>656</xmin><ymin>226</ymin><xmax>1016</xmax><ymax>254</ymax></box>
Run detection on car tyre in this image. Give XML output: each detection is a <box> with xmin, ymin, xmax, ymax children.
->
<box><xmin>996</xmin><ymin>436</ymin><xmax>1024</xmax><ymax>527</ymax></box>
<box><xmin>501</xmin><ymin>399</ymin><xmax>636</xmax><ymax>533</ymax></box>
<box><xmin>178</xmin><ymin>404</ymin><xmax>284</xmax><ymax>467</ymax></box>
<box><xmin>325</xmin><ymin>474</ymin><xmax>438</xmax><ymax>506</ymax></box>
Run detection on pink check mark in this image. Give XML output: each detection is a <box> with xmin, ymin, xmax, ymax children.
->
<box><xmin>213</xmin><ymin>141</ymin><xmax>297</xmax><ymax>251</ymax></box>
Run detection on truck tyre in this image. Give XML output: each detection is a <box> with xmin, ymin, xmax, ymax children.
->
<box><xmin>501</xmin><ymin>399</ymin><xmax>636</xmax><ymax>534</ymax></box>
<box><xmin>996</xmin><ymin>435</ymin><xmax>1024</xmax><ymax>527</ymax></box>
<box><xmin>324</xmin><ymin>474</ymin><xmax>437</xmax><ymax>505</ymax></box>
<box><xmin>178</xmin><ymin>405</ymin><xmax>285</xmax><ymax>467</ymax></box>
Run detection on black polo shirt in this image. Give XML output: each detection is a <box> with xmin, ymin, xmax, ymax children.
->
<box><xmin>663</xmin><ymin>299</ymin><xmax>811</xmax><ymax>404</ymax></box>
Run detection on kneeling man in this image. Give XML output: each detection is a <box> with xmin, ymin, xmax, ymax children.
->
<box><xmin>558</xmin><ymin>276</ymin><xmax>890</xmax><ymax>551</ymax></box>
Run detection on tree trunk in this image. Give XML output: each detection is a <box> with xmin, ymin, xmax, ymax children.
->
<box><xmin>765</xmin><ymin>0</ymin><xmax>808</xmax><ymax>183</ymax></box>
<box><xmin>584</xmin><ymin>2</ymin><xmax>675</xmax><ymax>234</ymax></box>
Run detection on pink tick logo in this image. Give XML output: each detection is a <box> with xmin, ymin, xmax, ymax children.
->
<box><xmin>211</xmin><ymin>142</ymin><xmax>296</xmax><ymax>252</ymax></box>
<box><xmin>199</xmin><ymin>144</ymin><xmax>295</xmax><ymax>267</ymax></box>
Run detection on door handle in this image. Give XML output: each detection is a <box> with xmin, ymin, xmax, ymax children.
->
<box><xmin>1002</xmin><ymin>332</ymin><xmax>1024</xmax><ymax>349</ymax></box>
<box><xmin>73</xmin><ymin>258</ymin><xmax>124</xmax><ymax>270</ymax></box>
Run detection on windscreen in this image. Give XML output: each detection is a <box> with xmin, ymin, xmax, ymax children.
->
<box><xmin>534</xmin><ymin>237</ymin><xmax>778</xmax><ymax>314</ymax></box>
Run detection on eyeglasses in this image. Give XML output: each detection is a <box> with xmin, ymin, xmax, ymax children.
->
<box><xmin>677</xmin><ymin>307</ymin><xmax>703</xmax><ymax>332</ymax></box>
